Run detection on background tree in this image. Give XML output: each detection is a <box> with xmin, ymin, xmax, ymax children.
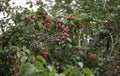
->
<box><xmin>0</xmin><ymin>0</ymin><xmax>120</xmax><ymax>76</ymax></box>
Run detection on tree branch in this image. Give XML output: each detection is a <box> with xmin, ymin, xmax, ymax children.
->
<box><xmin>109</xmin><ymin>32</ymin><xmax>114</xmax><ymax>57</ymax></box>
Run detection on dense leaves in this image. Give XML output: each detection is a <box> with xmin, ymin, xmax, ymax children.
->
<box><xmin>0</xmin><ymin>0</ymin><xmax>120</xmax><ymax>76</ymax></box>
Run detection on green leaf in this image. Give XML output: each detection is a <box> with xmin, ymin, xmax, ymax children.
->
<box><xmin>70</xmin><ymin>21</ymin><xmax>76</xmax><ymax>26</ymax></box>
<box><xmin>34</xmin><ymin>62</ymin><xmax>49</xmax><ymax>76</ymax></box>
<box><xmin>30</xmin><ymin>4</ymin><xmax>33</xmax><ymax>8</ymax></box>
<box><xmin>22</xmin><ymin>46</ymin><xmax>30</xmax><ymax>54</ymax></box>
<box><xmin>64</xmin><ymin>66</ymin><xmax>77</xmax><ymax>75</ymax></box>
<box><xmin>55</xmin><ymin>73</ymin><xmax>65</xmax><ymax>76</ymax></box>
<box><xmin>83</xmin><ymin>68</ymin><xmax>92</xmax><ymax>76</ymax></box>
<box><xmin>48</xmin><ymin>66</ymin><xmax>57</xmax><ymax>76</ymax></box>
<box><xmin>69</xmin><ymin>70</ymin><xmax>82</xmax><ymax>76</ymax></box>
<box><xmin>34</xmin><ymin>62</ymin><xmax>44</xmax><ymax>70</ymax></box>
<box><xmin>78</xmin><ymin>62</ymin><xmax>83</xmax><ymax>69</ymax></box>
<box><xmin>20</xmin><ymin>56</ymin><xmax>28</xmax><ymax>63</ymax></box>
<box><xmin>17</xmin><ymin>51</ymin><xmax>25</xmax><ymax>57</ymax></box>
<box><xmin>36</xmin><ymin>55</ymin><xmax>47</xmax><ymax>65</ymax></box>
<box><xmin>64</xmin><ymin>66</ymin><xmax>82</xmax><ymax>76</ymax></box>
<box><xmin>66</xmin><ymin>38</ymin><xmax>72</xmax><ymax>43</ymax></box>
<box><xmin>35</xmin><ymin>22</ymin><xmax>42</xmax><ymax>30</ymax></box>
<box><xmin>20</xmin><ymin>63</ymin><xmax>35</xmax><ymax>76</ymax></box>
<box><xmin>47</xmin><ymin>66</ymin><xmax>53</xmax><ymax>72</ymax></box>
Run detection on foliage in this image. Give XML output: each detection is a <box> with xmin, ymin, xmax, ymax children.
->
<box><xmin>0</xmin><ymin>0</ymin><xmax>120</xmax><ymax>76</ymax></box>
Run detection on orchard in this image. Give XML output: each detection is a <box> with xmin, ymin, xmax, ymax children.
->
<box><xmin>0</xmin><ymin>0</ymin><xmax>120</xmax><ymax>76</ymax></box>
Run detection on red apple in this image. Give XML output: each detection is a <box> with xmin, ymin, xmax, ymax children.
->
<box><xmin>36</xmin><ymin>35</ymin><xmax>40</xmax><ymax>41</ymax></box>
<box><xmin>36</xmin><ymin>0</ymin><xmax>40</xmax><ymax>5</ymax></box>
<box><xmin>47</xmin><ymin>18</ymin><xmax>53</xmax><ymax>23</ymax></box>
<box><xmin>56</xmin><ymin>66</ymin><xmax>60</xmax><ymax>69</ymax></box>
<box><xmin>56</xmin><ymin>20</ymin><xmax>63</xmax><ymax>27</ymax></box>
<box><xmin>113</xmin><ymin>69</ymin><xmax>118</xmax><ymax>75</ymax></box>
<box><xmin>0</xmin><ymin>4</ymin><xmax>3</xmax><ymax>10</ymax></box>
<box><xmin>116</xmin><ymin>65</ymin><xmax>120</xmax><ymax>69</ymax></box>
<box><xmin>15</xmin><ymin>73</ymin><xmax>20</xmax><ymax>76</ymax></box>
<box><xmin>15</xmin><ymin>64</ymin><xmax>20</xmax><ymax>71</ymax></box>
<box><xmin>78</xmin><ymin>47</ymin><xmax>85</xmax><ymax>51</ymax></box>
<box><xmin>0</xmin><ymin>40</ymin><xmax>3</xmax><ymax>45</ymax></box>
<box><xmin>67</xmin><ymin>16</ymin><xmax>75</xmax><ymax>20</ymax></box>
<box><xmin>63</xmin><ymin>26</ymin><xmax>69</xmax><ymax>31</ymax></box>
<box><xmin>89</xmin><ymin>53</ymin><xmax>96</xmax><ymax>60</ymax></box>
<box><xmin>33</xmin><ymin>43</ymin><xmax>37</xmax><ymax>50</ymax></box>
<box><xmin>56</xmin><ymin>62</ymin><xmax>60</xmax><ymax>66</ymax></box>
<box><xmin>42</xmin><ymin>52</ymin><xmax>48</xmax><ymax>57</ymax></box>
<box><xmin>26</xmin><ymin>16</ymin><xmax>32</xmax><ymax>22</ymax></box>
<box><xmin>58</xmin><ymin>20</ymin><xmax>63</xmax><ymax>24</ymax></box>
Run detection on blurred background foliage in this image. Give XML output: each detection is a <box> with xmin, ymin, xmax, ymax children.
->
<box><xmin>0</xmin><ymin>0</ymin><xmax>120</xmax><ymax>76</ymax></box>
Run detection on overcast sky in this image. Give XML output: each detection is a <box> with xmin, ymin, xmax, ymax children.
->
<box><xmin>0</xmin><ymin>0</ymin><xmax>31</xmax><ymax>19</ymax></box>
<box><xmin>10</xmin><ymin>0</ymin><xmax>39</xmax><ymax>10</ymax></box>
<box><xmin>0</xmin><ymin>0</ymin><xmax>52</xmax><ymax>19</ymax></box>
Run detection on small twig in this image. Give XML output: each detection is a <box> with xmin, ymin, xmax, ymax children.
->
<box><xmin>109</xmin><ymin>32</ymin><xmax>114</xmax><ymax>57</ymax></box>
